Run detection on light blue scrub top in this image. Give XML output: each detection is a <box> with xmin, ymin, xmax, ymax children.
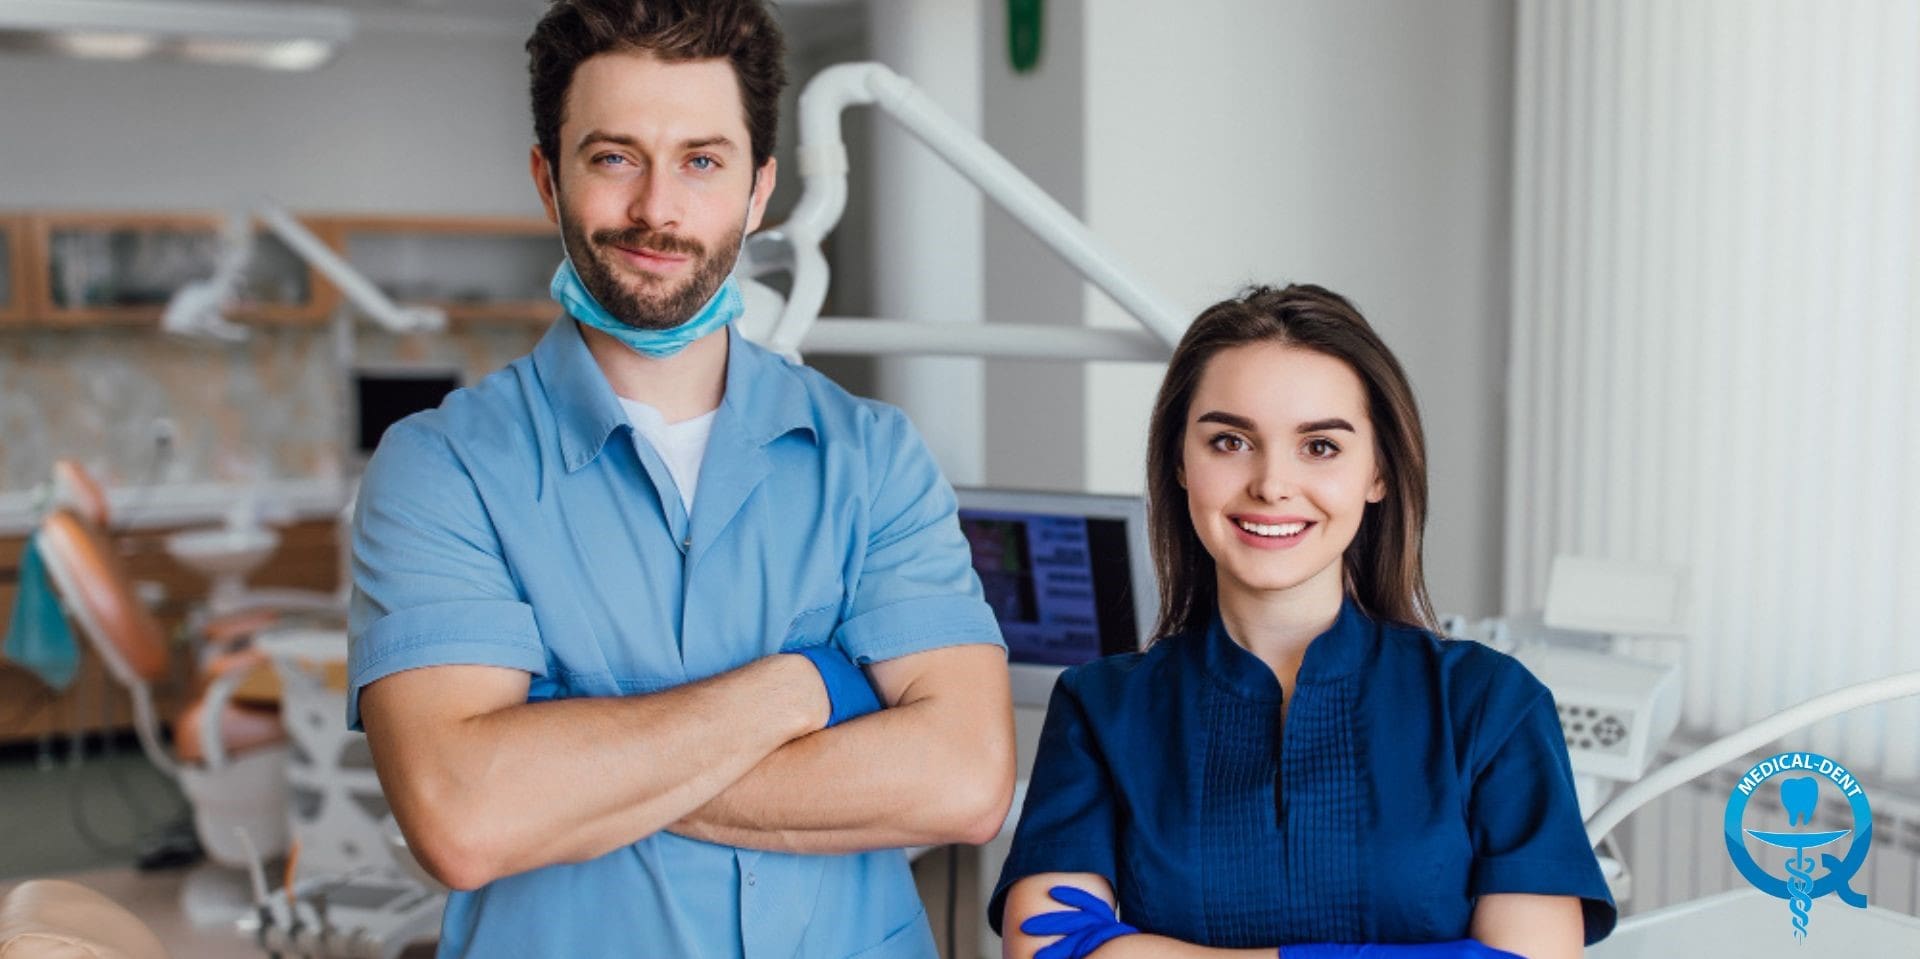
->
<box><xmin>347</xmin><ymin>318</ymin><xmax>1004</xmax><ymax>958</ymax></box>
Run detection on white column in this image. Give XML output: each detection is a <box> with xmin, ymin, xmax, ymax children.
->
<box><xmin>865</xmin><ymin>0</ymin><xmax>985</xmax><ymax>484</ymax></box>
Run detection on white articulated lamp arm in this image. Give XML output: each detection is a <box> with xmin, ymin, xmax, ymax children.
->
<box><xmin>253</xmin><ymin>204</ymin><xmax>445</xmax><ymax>334</ymax></box>
<box><xmin>767</xmin><ymin>62</ymin><xmax>1184</xmax><ymax>361</ymax></box>
<box><xmin>163</xmin><ymin>201</ymin><xmax>446</xmax><ymax>340</ymax></box>
<box><xmin>1584</xmin><ymin>669</ymin><xmax>1920</xmax><ymax>847</ymax></box>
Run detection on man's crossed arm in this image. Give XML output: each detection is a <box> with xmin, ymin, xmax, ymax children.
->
<box><xmin>359</xmin><ymin>642</ymin><xmax>1013</xmax><ymax>890</ymax></box>
<box><xmin>669</xmin><ymin>642</ymin><xmax>1015</xmax><ymax>853</ymax></box>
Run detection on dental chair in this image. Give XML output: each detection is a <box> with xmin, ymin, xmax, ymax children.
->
<box><xmin>33</xmin><ymin>506</ymin><xmax>293</xmax><ymax>921</ymax></box>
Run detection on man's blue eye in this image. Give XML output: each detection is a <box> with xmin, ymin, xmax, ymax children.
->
<box><xmin>689</xmin><ymin>156</ymin><xmax>716</xmax><ymax>171</ymax></box>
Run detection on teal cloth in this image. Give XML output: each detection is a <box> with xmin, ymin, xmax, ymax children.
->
<box><xmin>4</xmin><ymin>537</ymin><xmax>79</xmax><ymax>691</ymax></box>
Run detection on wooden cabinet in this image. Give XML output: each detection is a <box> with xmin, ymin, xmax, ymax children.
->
<box><xmin>310</xmin><ymin>214</ymin><xmax>559</xmax><ymax>325</ymax></box>
<box><xmin>0</xmin><ymin>210</ymin><xmax>556</xmax><ymax>328</ymax></box>
<box><xmin>21</xmin><ymin>211</ymin><xmax>334</xmax><ymax>327</ymax></box>
<box><xmin>0</xmin><ymin>214</ymin><xmax>32</xmax><ymax>324</ymax></box>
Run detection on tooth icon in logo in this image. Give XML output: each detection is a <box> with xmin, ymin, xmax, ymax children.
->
<box><xmin>1781</xmin><ymin>776</ymin><xmax>1819</xmax><ymax>827</ymax></box>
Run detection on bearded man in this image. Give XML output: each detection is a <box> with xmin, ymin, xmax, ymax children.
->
<box><xmin>347</xmin><ymin>2</ymin><xmax>1014</xmax><ymax>955</ymax></box>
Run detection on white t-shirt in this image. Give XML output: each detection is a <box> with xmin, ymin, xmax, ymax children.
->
<box><xmin>618</xmin><ymin>397</ymin><xmax>718</xmax><ymax>513</ymax></box>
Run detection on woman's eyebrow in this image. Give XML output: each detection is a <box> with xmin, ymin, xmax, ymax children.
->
<box><xmin>1196</xmin><ymin>411</ymin><xmax>1257</xmax><ymax>431</ymax></box>
<box><xmin>1296</xmin><ymin>418</ymin><xmax>1357</xmax><ymax>434</ymax></box>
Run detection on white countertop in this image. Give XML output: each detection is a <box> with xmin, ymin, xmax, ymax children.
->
<box><xmin>0</xmin><ymin>476</ymin><xmax>353</xmax><ymax>538</ymax></box>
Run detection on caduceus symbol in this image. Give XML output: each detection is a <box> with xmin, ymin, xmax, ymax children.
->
<box><xmin>1746</xmin><ymin>776</ymin><xmax>1849</xmax><ymax>941</ymax></box>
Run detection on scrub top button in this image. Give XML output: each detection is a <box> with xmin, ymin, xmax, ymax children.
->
<box><xmin>746</xmin><ymin>872</ymin><xmax>756</xmax><ymax>886</ymax></box>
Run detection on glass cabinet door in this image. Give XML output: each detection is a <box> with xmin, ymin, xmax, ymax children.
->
<box><xmin>314</xmin><ymin>216</ymin><xmax>559</xmax><ymax>325</ymax></box>
<box><xmin>28</xmin><ymin>212</ymin><xmax>330</xmax><ymax>326</ymax></box>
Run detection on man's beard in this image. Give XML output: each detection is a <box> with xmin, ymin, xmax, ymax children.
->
<box><xmin>565</xmin><ymin>215</ymin><xmax>743</xmax><ymax>331</ymax></box>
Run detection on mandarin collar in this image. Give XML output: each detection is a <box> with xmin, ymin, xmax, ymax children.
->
<box><xmin>1198</xmin><ymin>596</ymin><xmax>1378</xmax><ymax>702</ymax></box>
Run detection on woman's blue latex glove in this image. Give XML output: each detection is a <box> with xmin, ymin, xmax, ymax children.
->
<box><xmin>792</xmin><ymin>644</ymin><xmax>883</xmax><ymax>727</ymax></box>
<box><xmin>1018</xmin><ymin>885</ymin><xmax>1139</xmax><ymax>959</ymax></box>
<box><xmin>1282</xmin><ymin>941</ymin><xmax>1525</xmax><ymax>958</ymax></box>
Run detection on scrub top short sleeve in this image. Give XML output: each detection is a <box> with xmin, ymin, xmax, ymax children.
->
<box><xmin>987</xmin><ymin>672</ymin><xmax>1120</xmax><ymax>935</ymax></box>
<box><xmin>833</xmin><ymin>406</ymin><xmax>1003</xmax><ymax>666</ymax></box>
<box><xmin>346</xmin><ymin>416</ymin><xmax>544</xmax><ymax>731</ymax></box>
<box><xmin>1468</xmin><ymin>685</ymin><xmax>1618</xmax><ymax>944</ymax></box>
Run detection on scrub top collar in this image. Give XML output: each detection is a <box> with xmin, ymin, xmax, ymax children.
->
<box><xmin>1199</xmin><ymin>595</ymin><xmax>1376</xmax><ymax>702</ymax></box>
<box><xmin>533</xmin><ymin>316</ymin><xmax>817</xmax><ymax>477</ymax></box>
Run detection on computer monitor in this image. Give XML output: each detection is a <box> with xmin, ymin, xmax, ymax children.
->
<box><xmin>352</xmin><ymin>367</ymin><xmax>461</xmax><ymax>459</ymax></box>
<box><xmin>954</xmin><ymin>487</ymin><xmax>1157</xmax><ymax>707</ymax></box>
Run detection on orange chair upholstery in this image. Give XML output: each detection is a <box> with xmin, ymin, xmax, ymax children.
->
<box><xmin>49</xmin><ymin>461</ymin><xmax>112</xmax><ymax>531</ymax></box>
<box><xmin>173</xmin><ymin>648</ymin><xmax>284</xmax><ymax>766</ymax></box>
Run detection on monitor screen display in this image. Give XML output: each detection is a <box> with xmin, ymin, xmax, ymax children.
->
<box><xmin>354</xmin><ymin>369</ymin><xmax>459</xmax><ymax>456</ymax></box>
<box><xmin>959</xmin><ymin>507</ymin><xmax>1142</xmax><ymax>668</ymax></box>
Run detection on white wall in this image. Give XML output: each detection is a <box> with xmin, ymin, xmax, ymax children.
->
<box><xmin>0</xmin><ymin>23</ymin><xmax>543</xmax><ymax>215</ymax></box>
<box><xmin>978</xmin><ymin>0</ymin><xmax>1515</xmax><ymax>616</ymax></box>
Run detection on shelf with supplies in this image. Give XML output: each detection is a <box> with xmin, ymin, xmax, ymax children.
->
<box><xmin>21</xmin><ymin>210</ymin><xmax>336</xmax><ymax>327</ymax></box>
<box><xmin>307</xmin><ymin>214</ymin><xmax>560</xmax><ymax>326</ymax></box>
<box><xmin>0</xmin><ymin>210</ymin><xmax>561</xmax><ymax>329</ymax></box>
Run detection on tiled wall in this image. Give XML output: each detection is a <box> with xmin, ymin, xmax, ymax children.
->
<box><xmin>0</xmin><ymin>322</ymin><xmax>546</xmax><ymax>492</ymax></box>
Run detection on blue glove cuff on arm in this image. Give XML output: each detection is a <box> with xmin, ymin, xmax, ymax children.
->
<box><xmin>794</xmin><ymin>644</ymin><xmax>883</xmax><ymax>727</ymax></box>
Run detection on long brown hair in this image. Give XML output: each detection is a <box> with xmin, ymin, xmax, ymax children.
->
<box><xmin>1145</xmin><ymin>284</ymin><xmax>1435</xmax><ymax>639</ymax></box>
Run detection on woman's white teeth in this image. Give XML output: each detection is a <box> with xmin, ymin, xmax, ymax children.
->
<box><xmin>1237</xmin><ymin>519</ymin><xmax>1307</xmax><ymax>537</ymax></box>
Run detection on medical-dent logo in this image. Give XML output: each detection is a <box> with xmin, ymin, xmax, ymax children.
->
<box><xmin>1723</xmin><ymin>751</ymin><xmax>1871</xmax><ymax>942</ymax></box>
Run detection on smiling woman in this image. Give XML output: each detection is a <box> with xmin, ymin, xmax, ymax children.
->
<box><xmin>1147</xmin><ymin>286</ymin><xmax>1433</xmax><ymax>645</ymax></box>
<box><xmin>990</xmin><ymin>285</ymin><xmax>1615</xmax><ymax>959</ymax></box>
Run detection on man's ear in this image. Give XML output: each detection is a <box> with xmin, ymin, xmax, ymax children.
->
<box><xmin>530</xmin><ymin>145</ymin><xmax>560</xmax><ymax>224</ymax></box>
<box><xmin>746</xmin><ymin>156</ymin><xmax>778</xmax><ymax>234</ymax></box>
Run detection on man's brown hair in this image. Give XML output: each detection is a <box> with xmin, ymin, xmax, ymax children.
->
<box><xmin>527</xmin><ymin>0</ymin><xmax>787</xmax><ymax>173</ymax></box>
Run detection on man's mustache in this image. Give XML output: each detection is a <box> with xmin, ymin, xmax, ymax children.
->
<box><xmin>592</xmin><ymin>226</ymin><xmax>705</xmax><ymax>258</ymax></box>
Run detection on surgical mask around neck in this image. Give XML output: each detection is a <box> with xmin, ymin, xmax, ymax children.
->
<box><xmin>549</xmin><ymin>259</ymin><xmax>743</xmax><ymax>359</ymax></box>
<box><xmin>547</xmin><ymin>169</ymin><xmax>755</xmax><ymax>360</ymax></box>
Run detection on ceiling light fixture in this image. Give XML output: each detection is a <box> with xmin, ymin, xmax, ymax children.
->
<box><xmin>0</xmin><ymin>0</ymin><xmax>354</xmax><ymax>71</ymax></box>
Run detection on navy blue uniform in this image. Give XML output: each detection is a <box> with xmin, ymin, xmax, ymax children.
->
<box><xmin>990</xmin><ymin>599</ymin><xmax>1616</xmax><ymax>947</ymax></box>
